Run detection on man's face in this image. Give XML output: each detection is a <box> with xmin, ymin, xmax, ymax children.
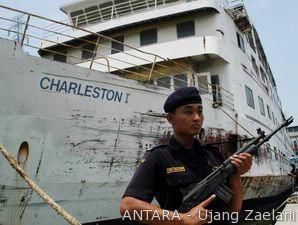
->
<box><xmin>167</xmin><ymin>104</ymin><xmax>204</xmax><ymax>137</ymax></box>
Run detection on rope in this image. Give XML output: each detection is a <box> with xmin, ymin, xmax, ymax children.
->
<box><xmin>0</xmin><ymin>144</ymin><xmax>82</xmax><ymax>225</ymax></box>
<box><xmin>218</xmin><ymin>106</ymin><xmax>253</xmax><ymax>136</ymax></box>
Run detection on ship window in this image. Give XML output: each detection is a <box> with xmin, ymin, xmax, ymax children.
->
<box><xmin>237</xmin><ymin>32</ymin><xmax>245</xmax><ymax>53</ymax></box>
<box><xmin>111</xmin><ymin>35</ymin><xmax>124</xmax><ymax>54</ymax></box>
<box><xmin>245</xmin><ymin>85</ymin><xmax>255</xmax><ymax>109</ymax></box>
<box><xmin>246</xmin><ymin>31</ymin><xmax>256</xmax><ymax>52</ymax></box>
<box><xmin>251</xmin><ymin>56</ymin><xmax>259</xmax><ymax>77</ymax></box>
<box><xmin>257</xmin><ymin>48</ymin><xmax>263</xmax><ymax>63</ymax></box>
<box><xmin>197</xmin><ymin>76</ymin><xmax>208</xmax><ymax>94</ymax></box>
<box><xmin>157</xmin><ymin>76</ymin><xmax>171</xmax><ymax>89</ymax></box>
<box><xmin>260</xmin><ymin>67</ymin><xmax>268</xmax><ymax>84</ymax></box>
<box><xmin>70</xmin><ymin>10</ymin><xmax>87</xmax><ymax>27</ymax></box>
<box><xmin>267</xmin><ymin>105</ymin><xmax>271</xmax><ymax>120</ymax></box>
<box><xmin>53</xmin><ymin>50</ymin><xmax>67</xmax><ymax>63</ymax></box>
<box><xmin>211</xmin><ymin>75</ymin><xmax>222</xmax><ymax>106</ymax></box>
<box><xmin>177</xmin><ymin>20</ymin><xmax>195</xmax><ymax>38</ymax></box>
<box><xmin>140</xmin><ymin>28</ymin><xmax>157</xmax><ymax>46</ymax></box>
<box><xmin>82</xmin><ymin>43</ymin><xmax>96</xmax><ymax>59</ymax></box>
<box><xmin>173</xmin><ymin>74</ymin><xmax>187</xmax><ymax>90</ymax></box>
<box><xmin>85</xmin><ymin>6</ymin><xmax>101</xmax><ymax>24</ymax></box>
<box><xmin>258</xmin><ymin>96</ymin><xmax>265</xmax><ymax>116</ymax></box>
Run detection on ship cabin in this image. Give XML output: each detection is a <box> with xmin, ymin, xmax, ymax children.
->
<box><xmin>38</xmin><ymin>0</ymin><xmax>292</xmax><ymax>162</ymax></box>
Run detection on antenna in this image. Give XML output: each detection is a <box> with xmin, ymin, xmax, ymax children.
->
<box><xmin>7</xmin><ymin>14</ymin><xmax>29</xmax><ymax>45</ymax></box>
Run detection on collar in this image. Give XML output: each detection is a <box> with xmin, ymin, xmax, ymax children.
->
<box><xmin>168</xmin><ymin>135</ymin><xmax>202</xmax><ymax>151</ymax></box>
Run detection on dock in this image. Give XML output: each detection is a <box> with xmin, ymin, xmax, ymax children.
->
<box><xmin>275</xmin><ymin>192</ymin><xmax>298</xmax><ymax>225</ymax></box>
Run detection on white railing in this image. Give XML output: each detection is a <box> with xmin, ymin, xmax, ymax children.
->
<box><xmin>43</xmin><ymin>0</ymin><xmax>232</xmax><ymax>38</ymax></box>
<box><xmin>69</xmin><ymin>0</ymin><xmax>232</xmax><ymax>27</ymax></box>
<box><xmin>0</xmin><ymin>4</ymin><xmax>234</xmax><ymax>110</ymax></box>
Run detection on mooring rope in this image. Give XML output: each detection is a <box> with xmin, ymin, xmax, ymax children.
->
<box><xmin>0</xmin><ymin>144</ymin><xmax>82</xmax><ymax>225</ymax></box>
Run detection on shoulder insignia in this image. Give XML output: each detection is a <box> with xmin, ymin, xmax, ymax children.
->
<box><xmin>146</xmin><ymin>144</ymin><xmax>167</xmax><ymax>152</ymax></box>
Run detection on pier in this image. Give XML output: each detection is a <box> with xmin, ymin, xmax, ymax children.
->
<box><xmin>275</xmin><ymin>192</ymin><xmax>298</xmax><ymax>225</ymax></box>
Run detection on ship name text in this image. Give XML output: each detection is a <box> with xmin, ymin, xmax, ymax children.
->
<box><xmin>40</xmin><ymin>76</ymin><xmax>130</xmax><ymax>104</ymax></box>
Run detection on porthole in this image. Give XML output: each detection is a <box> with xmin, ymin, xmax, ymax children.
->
<box><xmin>17</xmin><ymin>142</ymin><xmax>29</xmax><ymax>165</ymax></box>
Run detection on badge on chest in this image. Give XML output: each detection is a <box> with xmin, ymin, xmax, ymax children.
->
<box><xmin>166</xmin><ymin>166</ymin><xmax>186</xmax><ymax>174</ymax></box>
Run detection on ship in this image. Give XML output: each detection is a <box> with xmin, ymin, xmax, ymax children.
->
<box><xmin>287</xmin><ymin>126</ymin><xmax>298</xmax><ymax>185</ymax></box>
<box><xmin>0</xmin><ymin>0</ymin><xmax>295</xmax><ymax>225</ymax></box>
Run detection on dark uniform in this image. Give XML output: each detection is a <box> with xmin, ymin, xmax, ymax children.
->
<box><xmin>123</xmin><ymin>136</ymin><xmax>228</xmax><ymax>212</ymax></box>
<box><xmin>122</xmin><ymin>87</ymin><xmax>231</xmax><ymax>224</ymax></box>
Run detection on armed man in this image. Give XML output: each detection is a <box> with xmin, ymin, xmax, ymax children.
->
<box><xmin>120</xmin><ymin>87</ymin><xmax>253</xmax><ymax>225</ymax></box>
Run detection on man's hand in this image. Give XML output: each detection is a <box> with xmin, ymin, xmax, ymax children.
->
<box><xmin>181</xmin><ymin>195</ymin><xmax>216</xmax><ymax>225</ymax></box>
<box><xmin>230</xmin><ymin>153</ymin><xmax>252</xmax><ymax>177</ymax></box>
<box><xmin>229</xmin><ymin>152</ymin><xmax>252</xmax><ymax>194</ymax></box>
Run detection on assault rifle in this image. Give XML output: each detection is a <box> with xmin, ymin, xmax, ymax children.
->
<box><xmin>178</xmin><ymin>117</ymin><xmax>294</xmax><ymax>213</ymax></box>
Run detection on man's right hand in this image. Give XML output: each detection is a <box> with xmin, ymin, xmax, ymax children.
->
<box><xmin>181</xmin><ymin>195</ymin><xmax>216</xmax><ymax>225</ymax></box>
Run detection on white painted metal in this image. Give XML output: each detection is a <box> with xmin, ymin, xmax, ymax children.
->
<box><xmin>0</xmin><ymin>36</ymin><xmax>293</xmax><ymax>225</ymax></box>
<box><xmin>0</xmin><ymin>0</ymin><xmax>295</xmax><ymax>224</ymax></box>
<box><xmin>41</xmin><ymin>0</ymin><xmax>222</xmax><ymax>48</ymax></box>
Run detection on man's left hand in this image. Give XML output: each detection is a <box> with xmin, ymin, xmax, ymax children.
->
<box><xmin>230</xmin><ymin>153</ymin><xmax>252</xmax><ymax>177</ymax></box>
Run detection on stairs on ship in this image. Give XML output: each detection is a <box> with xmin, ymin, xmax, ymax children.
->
<box><xmin>226</xmin><ymin>0</ymin><xmax>252</xmax><ymax>33</ymax></box>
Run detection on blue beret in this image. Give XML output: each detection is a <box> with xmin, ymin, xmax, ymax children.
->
<box><xmin>163</xmin><ymin>87</ymin><xmax>202</xmax><ymax>113</ymax></box>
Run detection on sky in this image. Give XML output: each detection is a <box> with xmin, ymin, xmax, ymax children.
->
<box><xmin>0</xmin><ymin>0</ymin><xmax>297</xmax><ymax>125</ymax></box>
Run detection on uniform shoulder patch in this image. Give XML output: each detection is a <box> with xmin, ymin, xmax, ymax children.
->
<box><xmin>146</xmin><ymin>144</ymin><xmax>167</xmax><ymax>152</ymax></box>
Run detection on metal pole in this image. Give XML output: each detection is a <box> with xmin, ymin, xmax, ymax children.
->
<box><xmin>216</xmin><ymin>84</ymin><xmax>220</xmax><ymax>103</ymax></box>
<box><xmin>21</xmin><ymin>15</ymin><xmax>30</xmax><ymax>47</ymax></box>
<box><xmin>148</xmin><ymin>56</ymin><xmax>157</xmax><ymax>83</ymax></box>
<box><xmin>192</xmin><ymin>73</ymin><xmax>196</xmax><ymax>86</ymax></box>
<box><xmin>75</xmin><ymin>16</ymin><xmax>78</xmax><ymax>27</ymax></box>
<box><xmin>89</xmin><ymin>36</ymin><xmax>101</xmax><ymax>69</ymax></box>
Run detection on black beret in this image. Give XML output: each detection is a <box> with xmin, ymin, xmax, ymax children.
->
<box><xmin>163</xmin><ymin>87</ymin><xmax>202</xmax><ymax>113</ymax></box>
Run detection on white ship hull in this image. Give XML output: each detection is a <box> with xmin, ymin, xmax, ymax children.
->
<box><xmin>0</xmin><ymin>38</ymin><xmax>294</xmax><ymax>225</ymax></box>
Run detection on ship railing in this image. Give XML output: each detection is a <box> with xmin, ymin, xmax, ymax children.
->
<box><xmin>67</xmin><ymin>0</ymin><xmax>231</xmax><ymax>27</ymax></box>
<box><xmin>0</xmin><ymin>4</ymin><xmax>235</xmax><ymax>111</ymax></box>
<box><xmin>44</xmin><ymin>0</ymin><xmax>188</xmax><ymax>37</ymax></box>
<box><xmin>42</xmin><ymin>0</ymin><xmax>231</xmax><ymax>38</ymax></box>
